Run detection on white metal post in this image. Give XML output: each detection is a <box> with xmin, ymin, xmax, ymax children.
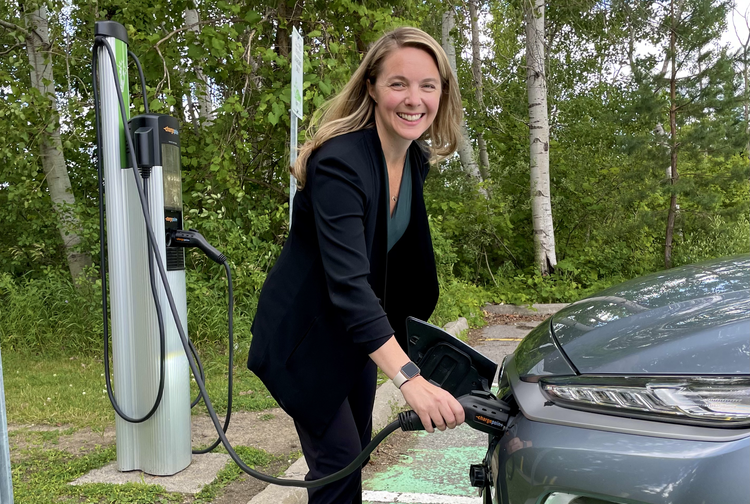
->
<box><xmin>290</xmin><ymin>113</ymin><xmax>298</xmax><ymax>226</ymax></box>
<box><xmin>289</xmin><ymin>27</ymin><xmax>304</xmax><ymax>227</ymax></box>
<box><xmin>0</xmin><ymin>346</ymin><xmax>14</xmax><ymax>504</ymax></box>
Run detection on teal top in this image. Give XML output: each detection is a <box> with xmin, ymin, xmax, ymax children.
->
<box><xmin>385</xmin><ymin>153</ymin><xmax>412</xmax><ymax>252</ymax></box>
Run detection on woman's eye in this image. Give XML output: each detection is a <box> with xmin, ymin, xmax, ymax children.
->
<box><xmin>391</xmin><ymin>82</ymin><xmax>405</xmax><ymax>88</ymax></box>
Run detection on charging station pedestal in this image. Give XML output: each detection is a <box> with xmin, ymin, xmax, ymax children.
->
<box><xmin>95</xmin><ymin>21</ymin><xmax>191</xmax><ymax>476</ymax></box>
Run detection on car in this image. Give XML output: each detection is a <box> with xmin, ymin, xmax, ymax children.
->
<box><xmin>479</xmin><ymin>254</ymin><xmax>750</xmax><ymax>504</ymax></box>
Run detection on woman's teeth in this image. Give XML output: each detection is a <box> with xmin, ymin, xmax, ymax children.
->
<box><xmin>397</xmin><ymin>113</ymin><xmax>423</xmax><ymax>121</ymax></box>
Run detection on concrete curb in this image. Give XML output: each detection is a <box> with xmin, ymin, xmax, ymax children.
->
<box><xmin>246</xmin><ymin>319</ymin><xmax>469</xmax><ymax>504</ymax></box>
<box><xmin>484</xmin><ymin>303</ymin><xmax>567</xmax><ymax>316</ymax></box>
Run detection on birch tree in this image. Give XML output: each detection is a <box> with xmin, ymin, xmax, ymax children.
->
<box><xmin>469</xmin><ymin>0</ymin><xmax>490</xmax><ymax>180</ymax></box>
<box><xmin>23</xmin><ymin>5</ymin><xmax>91</xmax><ymax>282</ymax></box>
<box><xmin>441</xmin><ymin>8</ymin><xmax>485</xmax><ymax>188</ymax></box>
<box><xmin>524</xmin><ymin>0</ymin><xmax>557</xmax><ymax>275</ymax></box>
<box><xmin>184</xmin><ymin>5</ymin><xmax>214</xmax><ymax>126</ymax></box>
<box><xmin>663</xmin><ymin>0</ymin><xmax>680</xmax><ymax>269</ymax></box>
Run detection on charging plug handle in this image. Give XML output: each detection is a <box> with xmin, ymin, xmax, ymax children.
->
<box><xmin>460</xmin><ymin>390</ymin><xmax>511</xmax><ymax>435</ymax></box>
<box><xmin>399</xmin><ymin>391</ymin><xmax>510</xmax><ymax>435</ymax></box>
<box><xmin>167</xmin><ymin>229</ymin><xmax>226</xmax><ymax>264</ymax></box>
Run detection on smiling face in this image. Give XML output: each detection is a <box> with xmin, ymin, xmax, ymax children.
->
<box><xmin>367</xmin><ymin>46</ymin><xmax>442</xmax><ymax>158</ymax></box>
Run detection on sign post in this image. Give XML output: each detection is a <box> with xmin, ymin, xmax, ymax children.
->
<box><xmin>289</xmin><ymin>27</ymin><xmax>304</xmax><ymax>227</ymax></box>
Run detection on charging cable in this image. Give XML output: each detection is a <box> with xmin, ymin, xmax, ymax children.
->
<box><xmin>92</xmin><ymin>36</ymin><xmax>431</xmax><ymax>488</ymax></box>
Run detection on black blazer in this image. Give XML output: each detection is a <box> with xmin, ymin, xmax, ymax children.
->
<box><xmin>247</xmin><ymin>126</ymin><xmax>439</xmax><ymax>435</ymax></box>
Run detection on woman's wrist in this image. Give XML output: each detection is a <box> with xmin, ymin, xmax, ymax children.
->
<box><xmin>368</xmin><ymin>336</ymin><xmax>410</xmax><ymax>379</ymax></box>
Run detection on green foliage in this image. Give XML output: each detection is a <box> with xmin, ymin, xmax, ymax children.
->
<box><xmin>673</xmin><ymin>214</ymin><xmax>750</xmax><ymax>267</ymax></box>
<box><xmin>489</xmin><ymin>263</ymin><xmax>622</xmax><ymax>306</ymax></box>
<box><xmin>1</xmin><ymin>0</ymin><xmax>748</xmax><ymax>352</ymax></box>
<box><xmin>0</xmin><ymin>269</ymin><xmax>103</xmax><ymax>354</ymax></box>
<box><xmin>430</xmin><ymin>278</ymin><xmax>490</xmax><ymax>329</ymax></box>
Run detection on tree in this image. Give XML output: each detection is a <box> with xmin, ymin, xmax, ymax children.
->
<box><xmin>524</xmin><ymin>0</ymin><xmax>557</xmax><ymax>275</ymax></box>
<box><xmin>22</xmin><ymin>4</ymin><xmax>92</xmax><ymax>282</ymax></box>
<box><xmin>184</xmin><ymin>4</ymin><xmax>214</xmax><ymax>127</ymax></box>
<box><xmin>628</xmin><ymin>0</ymin><xmax>739</xmax><ymax>268</ymax></box>
<box><xmin>441</xmin><ymin>7</ymin><xmax>485</xmax><ymax>187</ymax></box>
<box><xmin>468</xmin><ymin>0</ymin><xmax>490</xmax><ymax>180</ymax></box>
<box><xmin>731</xmin><ymin>3</ymin><xmax>749</xmax><ymax>159</ymax></box>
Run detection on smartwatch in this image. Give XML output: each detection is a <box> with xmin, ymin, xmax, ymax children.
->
<box><xmin>393</xmin><ymin>361</ymin><xmax>420</xmax><ymax>389</ymax></box>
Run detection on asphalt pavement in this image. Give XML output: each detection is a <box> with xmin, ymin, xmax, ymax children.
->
<box><xmin>361</xmin><ymin>316</ymin><xmax>549</xmax><ymax>504</ymax></box>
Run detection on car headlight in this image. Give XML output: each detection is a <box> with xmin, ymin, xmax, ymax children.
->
<box><xmin>540</xmin><ymin>376</ymin><xmax>750</xmax><ymax>427</ymax></box>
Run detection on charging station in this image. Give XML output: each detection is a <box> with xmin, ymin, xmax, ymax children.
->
<box><xmin>94</xmin><ymin>21</ymin><xmax>191</xmax><ymax>476</ymax></box>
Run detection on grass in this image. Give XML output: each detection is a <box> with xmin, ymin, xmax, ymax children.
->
<box><xmin>2</xmin><ymin>347</ymin><xmax>290</xmax><ymax>503</ymax></box>
<box><xmin>11</xmin><ymin>445</ymin><xmax>181</xmax><ymax>504</ymax></box>
<box><xmin>9</xmin><ymin>442</ymin><xmax>283</xmax><ymax>504</ymax></box>
<box><xmin>2</xmin><ymin>350</ymin><xmax>276</xmax><ymax>430</ymax></box>
<box><xmin>7</xmin><ymin>427</ymin><xmax>77</xmax><ymax>446</ymax></box>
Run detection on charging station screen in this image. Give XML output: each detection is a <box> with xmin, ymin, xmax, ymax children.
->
<box><xmin>162</xmin><ymin>143</ymin><xmax>182</xmax><ymax>211</ymax></box>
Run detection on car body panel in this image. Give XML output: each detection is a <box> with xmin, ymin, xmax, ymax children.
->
<box><xmin>551</xmin><ymin>255</ymin><xmax>750</xmax><ymax>375</ymax></box>
<box><xmin>491</xmin><ymin>412</ymin><xmax>750</xmax><ymax>504</ymax></box>
<box><xmin>513</xmin><ymin>319</ymin><xmax>577</xmax><ymax>379</ymax></box>
<box><xmin>491</xmin><ymin>356</ymin><xmax>750</xmax><ymax>503</ymax></box>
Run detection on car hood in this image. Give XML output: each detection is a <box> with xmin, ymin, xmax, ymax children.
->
<box><xmin>551</xmin><ymin>255</ymin><xmax>750</xmax><ymax>375</ymax></box>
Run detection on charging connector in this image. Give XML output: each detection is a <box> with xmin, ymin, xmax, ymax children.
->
<box><xmin>166</xmin><ymin>229</ymin><xmax>226</xmax><ymax>264</ymax></box>
<box><xmin>397</xmin><ymin>393</ymin><xmax>510</xmax><ymax>435</ymax></box>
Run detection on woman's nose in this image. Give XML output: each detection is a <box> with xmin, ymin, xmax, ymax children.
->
<box><xmin>404</xmin><ymin>86</ymin><xmax>421</xmax><ymax>106</ymax></box>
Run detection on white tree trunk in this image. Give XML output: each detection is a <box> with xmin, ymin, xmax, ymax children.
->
<box><xmin>524</xmin><ymin>0</ymin><xmax>557</xmax><ymax>275</ymax></box>
<box><xmin>25</xmin><ymin>6</ymin><xmax>91</xmax><ymax>282</ymax></box>
<box><xmin>441</xmin><ymin>9</ymin><xmax>486</xmax><ymax>194</ymax></box>
<box><xmin>469</xmin><ymin>0</ymin><xmax>490</xmax><ymax>180</ymax></box>
<box><xmin>185</xmin><ymin>7</ymin><xmax>213</xmax><ymax>126</ymax></box>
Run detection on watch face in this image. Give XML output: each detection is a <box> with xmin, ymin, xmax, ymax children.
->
<box><xmin>402</xmin><ymin>361</ymin><xmax>420</xmax><ymax>379</ymax></box>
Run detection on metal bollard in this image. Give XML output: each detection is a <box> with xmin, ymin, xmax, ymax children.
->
<box><xmin>0</xmin><ymin>345</ymin><xmax>14</xmax><ymax>503</ymax></box>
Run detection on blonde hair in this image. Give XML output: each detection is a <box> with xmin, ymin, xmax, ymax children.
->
<box><xmin>293</xmin><ymin>26</ymin><xmax>462</xmax><ymax>188</ymax></box>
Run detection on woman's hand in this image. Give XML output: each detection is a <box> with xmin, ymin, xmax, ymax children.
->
<box><xmin>369</xmin><ymin>335</ymin><xmax>465</xmax><ymax>433</ymax></box>
<box><xmin>399</xmin><ymin>376</ymin><xmax>465</xmax><ymax>433</ymax></box>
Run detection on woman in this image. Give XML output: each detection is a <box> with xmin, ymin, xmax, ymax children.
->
<box><xmin>248</xmin><ymin>27</ymin><xmax>465</xmax><ymax>504</ymax></box>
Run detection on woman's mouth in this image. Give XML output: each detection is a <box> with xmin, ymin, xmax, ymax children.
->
<box><xmin>397</xmin><ymin>112</ymin><xmax>424</xmax><ymax>122</ymax></box>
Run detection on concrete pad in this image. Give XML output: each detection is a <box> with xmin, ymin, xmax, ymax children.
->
<box><xmin>364</xmin><ymin>424</ymin><xmax>485</xmax><ymax>497</ymax></box>
<box><xmin>248</xmin><ymin>456</ymin><xmax>308</xmax><ymax>504</ymax></box>
<box><xmin>70</xmin><ymin>452</ymin><xmax>230</xmax><ymax>494</ymax></box>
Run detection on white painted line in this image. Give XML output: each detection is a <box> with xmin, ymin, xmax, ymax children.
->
<box><xmin>363</xmin><ymin>490</ymin><xmax>481</xmax><ymax>504</ymax></box>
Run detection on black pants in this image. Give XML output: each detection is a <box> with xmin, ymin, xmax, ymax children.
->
<box><xmin>293</xmin><ymin>359</ymin><xmax>377</xmax><ymax>504</ymax></box>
